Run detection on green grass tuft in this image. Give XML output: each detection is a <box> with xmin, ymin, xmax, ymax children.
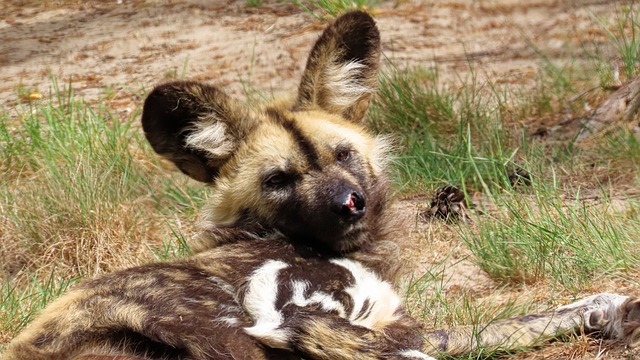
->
<box><xmin>0</xmin><ymin>271</ymin><xmax>78</xmax><ymax>347</ymax></box>
<box><xmin>370</xmin><ymin>66</ymin><xmax>534</xmax><ymax>193</ymax></box>
<box><xmin>461</xmin><ymin>187</ymin><xmax>640</xmax><ymax>291</ymax></box>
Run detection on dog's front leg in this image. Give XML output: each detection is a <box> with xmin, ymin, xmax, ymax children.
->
<box><xmin>421</xmin><ymin>293</ymin><xmax>640</xmax><ymax>356</ymax></box>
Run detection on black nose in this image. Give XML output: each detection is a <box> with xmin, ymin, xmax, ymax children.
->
<box><xmin>331</xmin><ymin>189</ymin><xmax>366</xmax><ymax>220</ymax></box>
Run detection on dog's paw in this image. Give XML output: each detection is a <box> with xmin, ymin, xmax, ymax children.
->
<box><xmin>565</xmin><ymin>293</ymin><xmax>640</xmax><ymax>346</ymax></box>
<box><xmin>622</xmin><ymin>297</ymin><xmax>640</xmax><ymax>347</ymax></box>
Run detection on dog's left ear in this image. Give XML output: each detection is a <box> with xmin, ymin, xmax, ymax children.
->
<box><xmin>141</xmin><ymin>81</ymin><xmax>255</xmax><ymax>183</ymax></box>
<box><xmin>294</xmin><ymin>11</ymin><xmax>381</xmax><ymax>123</ymax></box>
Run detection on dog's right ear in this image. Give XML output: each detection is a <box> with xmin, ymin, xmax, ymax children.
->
<box><xmin>141</xmin><ymin>81</ymin><xmax>256</xmax><ymax>183</ymax></box>
<box><xmin>294</xmin><ymin>11</ymin><xmax>381</xmax><ymax>123</ymax></box>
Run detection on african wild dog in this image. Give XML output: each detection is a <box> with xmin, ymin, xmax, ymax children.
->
<box><xmin>3</xmin><ymin>10</ymin><xmax>640</xmax><ymax>360</ymax></box>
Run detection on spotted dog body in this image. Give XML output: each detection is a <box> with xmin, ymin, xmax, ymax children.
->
<box><xmin>3</xmin><ymin>239</ymin><xmax>430</xmax><ymax>360</ymax></box>
<box><xmin>242</xmin><ymin>256</ymin><xmax>430</xmax><ymax>359</ymax></box>
<box><xmin>3</xmin><ymin>10</ymin><xmax>640</xmax><ymax>360</ymax></box>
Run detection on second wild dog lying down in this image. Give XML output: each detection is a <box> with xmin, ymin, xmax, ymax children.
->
<box><xmin>3</xmin><ymin>10</ymin><xmax>640</xmax><ymax>360</ymax></box>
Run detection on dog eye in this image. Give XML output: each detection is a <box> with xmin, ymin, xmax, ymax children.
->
<box><xmin>336</xmin><ymin>149</ymin><xmax>351</xmax><ymax>163</ymax></box>
<box><xmin>263</xmin><ymin>171</ymin><xmax>290</xmax><ymax>188</ymax></box>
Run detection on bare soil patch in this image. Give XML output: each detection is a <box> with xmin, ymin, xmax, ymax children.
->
<box><xmin>0</xmin><ymin>0</ymin><xmax>618</xmax><ymax>107</ymax></box>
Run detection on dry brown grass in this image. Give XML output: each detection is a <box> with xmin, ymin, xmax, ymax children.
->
<box><xmin>0</xmin><ymin>95</ymin><xmax>206</xmax><ymax>342</ymax></box>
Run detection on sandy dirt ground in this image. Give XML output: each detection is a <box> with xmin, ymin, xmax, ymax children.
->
<box><xmin>1</xmin><ymin>0</ymin><xmax>620</xmax><ymax>108</ymax></box>
<box><xmin>1</xmin><ymin>0</ymin><xmax>638</xmax><ymax>358</ymax></box>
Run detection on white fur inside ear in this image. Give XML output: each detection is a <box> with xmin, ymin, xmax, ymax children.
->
<box><xmin>185</xmin><ymin>116</ymin><xmax>236</xmax><ymax>159</ymax></box>
<box><xmin>324</xmin><ymin>61</ymin><xmax>372</xmax><ymax>109</ymax></box>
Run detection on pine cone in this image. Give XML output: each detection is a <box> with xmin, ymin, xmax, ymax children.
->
<box><xmin>422</xmin><ymin>185</ymin><xmax>470</xmax><ymax>222</ymax></box>
<box><xmin>507</xmin><ymin>168</ymin><xmax>532</xmax><ymax>187</ymax></box>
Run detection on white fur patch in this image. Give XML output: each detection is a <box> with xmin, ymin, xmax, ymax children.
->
<box><xmin>288</xmin><ymin>280</ymin><xmax>347</xmax><ymax>316</ymax></box>
<box><xmin>185</xmin><ymin>116</ymin><xmax>235</xmax><ymax>158</ymax></box>
<box><xmin>330</xmin><ymin>258</ymin><xmax>402</xmax><ymax>329</ymax></box>
<box><xmin>324</xmin><ymin>61</ymin><xmax>372</xmax><ymax>108</ymax></box>
<box><xmin>398</xmin><ymin>349</ymin><xmax>438</xmax><ymax>360</ymax></box>
<box><xmin>243</xmin><ymin>260</ymin><xmax>291</xmax><ymax>349</ymax></box>
<box><xmin>371</xmin><ymin>135</ymin><xmax>393</xmax><ymax>176</ymax></box>
<box><xmin>214</xmin><ymin>316</ymin><xmax>241</xmax><ymax>327</ymax></box>
<box><xmin>290</xmin><ymin>279</ymin><xmax>310</xmax><ymax>304</ymax></box>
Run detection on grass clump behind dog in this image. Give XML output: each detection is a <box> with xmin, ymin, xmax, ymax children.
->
<box><xmin>0</xmin><ymin>82</ymin><xmax>204</xmax><ymax>345</ymax></box>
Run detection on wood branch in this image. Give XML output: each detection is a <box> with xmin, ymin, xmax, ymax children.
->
<box><xmin>577</xmin><ymin>73</ymin><xmax>640</xmax><ymax>142</ymax></box>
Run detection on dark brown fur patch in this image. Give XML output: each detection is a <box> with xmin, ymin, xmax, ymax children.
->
<box><xmin>266</xmin><ymin>107</ymin><xmax>320</xmax><ymax>170</ymax></box>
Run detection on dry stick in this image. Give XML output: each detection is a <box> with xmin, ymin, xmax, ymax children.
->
<box><xmin>577</xmin><ymin>74</ymin><xmax>640</xmax><ymax>142</ymax></box>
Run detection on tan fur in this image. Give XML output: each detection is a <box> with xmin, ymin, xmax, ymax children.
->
<box><xmin>2</xmin><ymin>10</ymin><xmax>640</xmax><ymax>360</ymax></box>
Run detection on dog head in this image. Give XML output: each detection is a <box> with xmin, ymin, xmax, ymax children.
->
<box><xmin>142</xmin><ymin>11</ymin><xmax>389</xmax><ymax>254</ymax></box>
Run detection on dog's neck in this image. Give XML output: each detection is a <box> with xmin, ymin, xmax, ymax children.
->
<box><xmin>191</xmin><ymin>176</ymin><xmax>402</xmax><ymax>283</ymax></box>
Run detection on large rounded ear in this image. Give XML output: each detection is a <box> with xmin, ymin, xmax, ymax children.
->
<box><xmin>294</xmin><ymin>11</ymin><xmax>381</xmax><ymax>123</ymax></box>
<box><xmin>141</xmin><ymin>81</ymin><xmax>256</xmax><ymax>183</ymax></box>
